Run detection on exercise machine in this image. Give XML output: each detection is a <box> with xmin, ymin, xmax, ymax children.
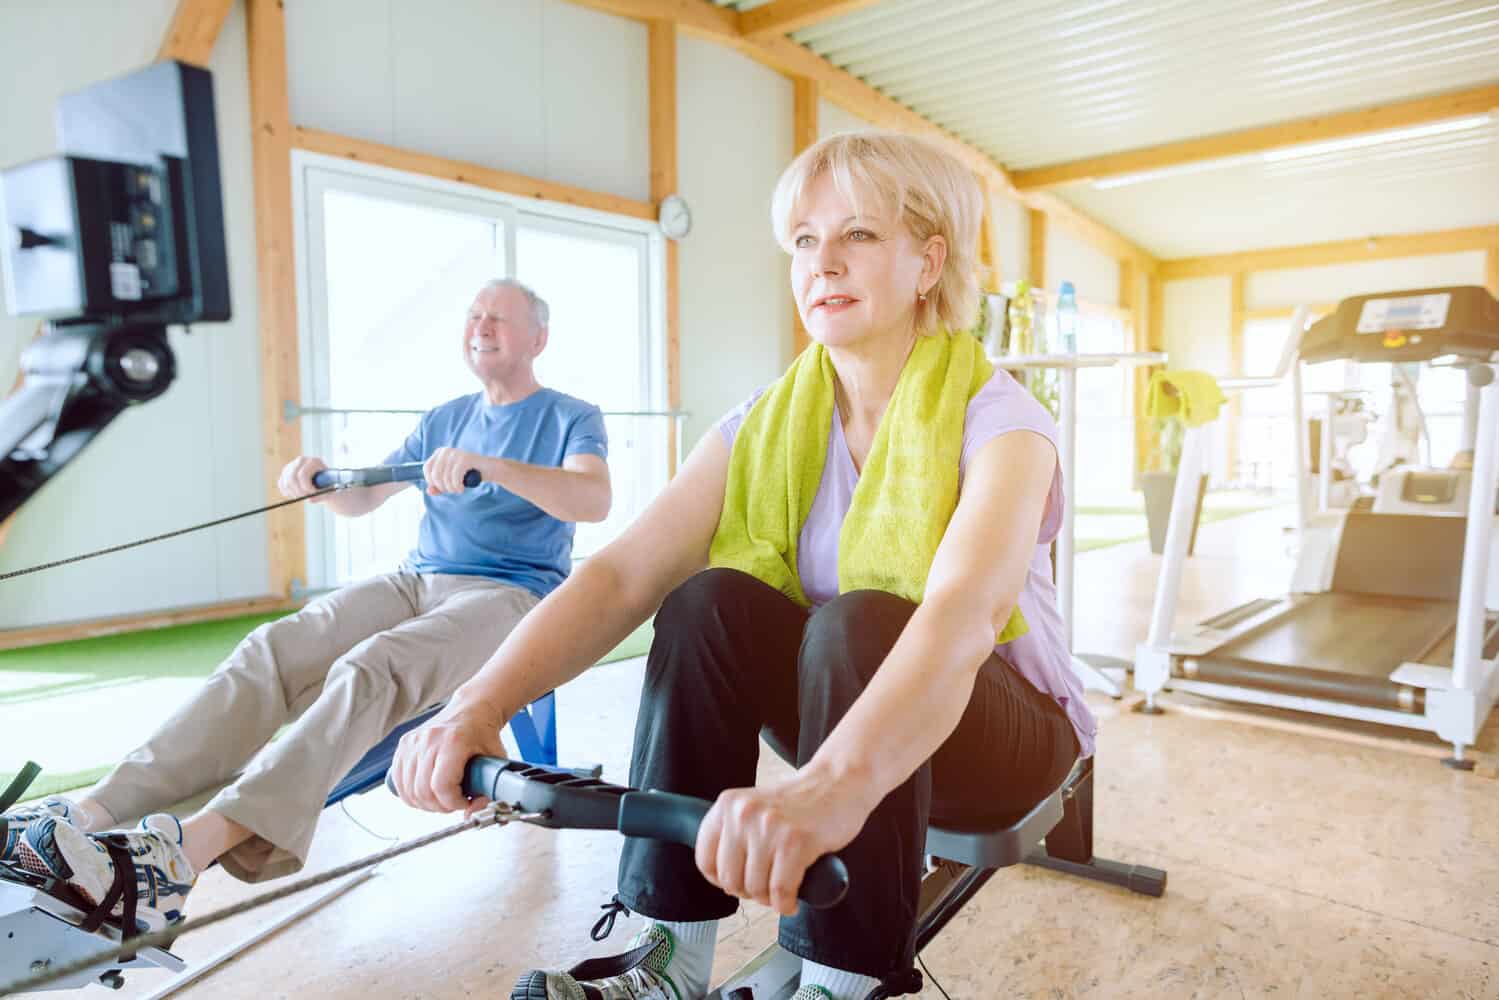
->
<box><xmin>1136</xmin><ymin>286</ymin><xmax>1499</xmax><ymax>767</ymax></box>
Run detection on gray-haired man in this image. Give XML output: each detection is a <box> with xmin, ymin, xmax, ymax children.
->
<box><xmin>6</xmin><ymin>280</ymin><xmax>610</xmax><ymax>929</ymax></box>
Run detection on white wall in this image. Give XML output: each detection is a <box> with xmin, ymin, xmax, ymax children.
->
<box><xmin>1246</xmin><ymin>252</ymin><xmax>1488</xmax><ymax>311</ymax></box>
<box><xmin>286</xmin><ymin>0</ymin><xmax>651</xmax><ymax>204</ymax></box>
<box><xmin>678</xmin><ymin>38</ymin><xmax>793</xmax><ymax>448</ymax></box>
<box><xmin>817</xmin><ymin>98</ymin><xmax>868</xmax><ymax>140</ymax></box>
<box><xmin>1048</xmin><ymin>227</ymin><xmax>1120</xmax><ymax>306</ymax></box>
<box><xmin>990</xmin><ymin>189</ymin><xmax>1030</xmax><ymax>289</ymax></box>
<box><xmin>0</xmin><ymin>0</ymin><xmax>268</xmax><ymax>628</ymax></box>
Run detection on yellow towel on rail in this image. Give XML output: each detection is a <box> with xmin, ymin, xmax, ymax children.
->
<box><xmin>1146</xmin><ymin>370</ymin><xmax>1227</xmax><ymax>427</ymax></box>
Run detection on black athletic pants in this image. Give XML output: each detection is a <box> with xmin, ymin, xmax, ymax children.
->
<box><xmin>616</xmin><ymin>568</ymin><xmax>1079</xmax><ymax>977</ymax></box>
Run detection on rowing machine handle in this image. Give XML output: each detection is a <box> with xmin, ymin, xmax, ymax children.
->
<box><xmin>312</xmin><ymin>462</ymin><xmax>481</xmax><ymax>489</ymax></box>
<box><xmin>440</xmin><ymin>756</ymin><xmax>849</xmax><ymax>910</ymax></box>
<box><xmin>617</xmin><ymin>790</ymin><xmax>850</xmax><ymax>910</ymax></box>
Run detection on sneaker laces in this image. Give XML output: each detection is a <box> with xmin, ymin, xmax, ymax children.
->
<box><xmin>591</xmin><ymin>893</ymin><xmax>633</xmax><ymax>941</ymax></box>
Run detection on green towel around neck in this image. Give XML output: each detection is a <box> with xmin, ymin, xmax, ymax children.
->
<box><xmin>709</xmin><ymin>330</ymin><xmax>1028</xmax><ymax>644</ymax></box>
<box><xmin>1147</xmin><ymin>370</ymin><xmax>1228</xmax><ymax>427</ymax></box>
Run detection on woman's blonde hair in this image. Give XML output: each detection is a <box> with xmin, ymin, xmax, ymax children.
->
<box><xmin>770</xmin><ymin>130</ymin><xmax>984</xmax><ymax>336</ymax></box>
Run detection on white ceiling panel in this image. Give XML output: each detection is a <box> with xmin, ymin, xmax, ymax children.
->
<box><xmin>710</xmin><ymin>0</ymin><xmax>1499</xmax><ymax>256</ymax></box>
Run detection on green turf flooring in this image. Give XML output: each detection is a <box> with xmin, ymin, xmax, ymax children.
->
<box><xmin>0</xmin><ymin>611</ymin><xmax>654</xmax><ymax>799</ymax></box>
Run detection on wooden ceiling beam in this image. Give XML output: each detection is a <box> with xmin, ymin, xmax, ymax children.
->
<box><xmin>158</xmin><ymin>0</ymin><xmax>235</xmax><ymax>65</ymax></box>
<box><xmin>562</xmin><ymin>0</ymin><xmax>1159</xmax><ymax>272</ymax></box>
<box><xmin>1013</xmin><ymin>83</ymin><xmax>1499</xmax><ymax>191</ymax></box>
<box><xmin>1161</xmin><ymin>225</ymin><xmax>1499</xmax><ymax>280</ymax></box>
<box><xmin>739</xmin><ymin>0</ymin><xmax>880</xmax><ymax>40</ymax></box>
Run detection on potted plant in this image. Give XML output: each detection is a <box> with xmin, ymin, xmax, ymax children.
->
<box><xmin>1141</xmin><ymin>412</ymin><xmax>1208</xmax><ymax>556</ymax></box>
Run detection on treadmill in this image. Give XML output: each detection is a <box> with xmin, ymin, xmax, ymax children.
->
<box><xmin>1134</xmin><ymin>285</ymin><xmax>1499</xmax><ymax>768</ymax></box>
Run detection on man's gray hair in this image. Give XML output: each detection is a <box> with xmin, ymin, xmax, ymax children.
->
<box><xmin>480</xmin><ymin>278</ymin><xmax>550</xmax><ymax>331</ymax></box>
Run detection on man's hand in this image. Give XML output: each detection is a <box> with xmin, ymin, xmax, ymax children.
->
<box><xmin>424</xmin><ymin>447</ymin><xmax>488</xmax><ymax>495</ymax></box>
<box><xmin>695</xmin><ymin>767</ymin><xmax>872</xmax><ymax>917</ymax></box>
<box><xmin>278</xmin><ymin>455</ymin><xmax>330</xmax><ymax>503</ymax></box>
<box><xmin>390</xmin><ymin>697</ymin><xmax>508</xmax><ymax>815</ymax></box>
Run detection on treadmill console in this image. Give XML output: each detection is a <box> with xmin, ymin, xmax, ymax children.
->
<box><xmin>1300</xmin><ymin>285</ymin><xmax>1499</xmax><ymax>364</ymax></box>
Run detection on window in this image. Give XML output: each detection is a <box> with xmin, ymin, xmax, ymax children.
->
<box><xmin>1073</xmin><ymin>308</ymin><xmax>1131</xmax><ymax>502</ymax></box>
<box><xmin>1240</xmin><ymin>316</ymin><xmax>1347</xmax><ymax>490</ymax></box>
<box><xmin>1236</xmin><ymin>314</ymin><xmax>1471</xmax><ymax>491</ymax></box>
<box><xmin>293</xmin><ymin>155</ymin><xmax>667</xmax><ymax>592</ymax></box>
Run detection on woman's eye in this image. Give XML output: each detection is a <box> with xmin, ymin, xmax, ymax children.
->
<box><xmin>848</xmin><ymin>229</ymin><xmax>874</xmax><ymax>241</ymax></box>
<box><xmin>794</xmin><ymin>234</ymin><xmax>815</xmax><ymax>249</ymax></box>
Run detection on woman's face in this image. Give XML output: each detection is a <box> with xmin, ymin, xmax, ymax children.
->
<box><xmin>788</xmin><ymin>172</ymin><xmax>942</xmax><ymax>350</ymax></box>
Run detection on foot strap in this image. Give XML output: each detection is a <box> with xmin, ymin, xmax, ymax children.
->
<box><xmin>78</xmin><ymin>835</ymin><xmax>141</xmax><ymax>961</ymax></box>
<box><xmin>565</xmin><ymin>940</ymin><xmax>659</xmax><ymax>981</ymax></box>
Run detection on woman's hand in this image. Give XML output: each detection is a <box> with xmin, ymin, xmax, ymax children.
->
<box><xmin>390</xmin><ymin>696</ymin><xmax>508</xmax><ymax>815</ymax></box>
<box><xmin>695</xmin><ymin>768</ymin><xmax>873</xmax><ymax>916</ymax></box>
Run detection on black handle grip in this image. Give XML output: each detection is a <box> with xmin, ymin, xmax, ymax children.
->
<box><xmin>390</xmin><ymin>756</ymin><xmax>849</xmax><ymax>909</ymax></box>
<box><xmin>311</xmin><ymin>463</ymin><xmax>480</xmax><ymax>489</ymax></box>
<box><xmin>617</xmin><ymin>790</ymin><xmax>849</xmax><ymax>910</ymax></box>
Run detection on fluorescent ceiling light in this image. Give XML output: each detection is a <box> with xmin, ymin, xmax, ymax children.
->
<box><xmin>1260</xmin><ymin>115</ymin><xmax>1492</xmax><ymax>162</ymax></box>
<box><xmin>1092</xmin><ymin>154</ymin><xmax>1260</xmax><ymax>190</ymax></box>
<box><xmin>1092</xmin><ymin>114</ymin><xmax>1492</xmax><ymax>190</ymax></box>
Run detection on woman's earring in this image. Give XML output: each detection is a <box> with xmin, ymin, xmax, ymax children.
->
<box><xmin>918</xmin><ymin>292</ymin><xmax>928</xmax><ymax>303</ymax></box>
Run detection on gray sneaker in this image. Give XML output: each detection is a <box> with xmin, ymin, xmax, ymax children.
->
<box><xmin>0</xmin><ymin>797</ymin><xmax>73</xmax><ymax>864</ymax></box>
<box><xmin>510</xmin><ymin>923</ymin><xmax>684</xmax><ymax>1000</ymax></box>
<box><xmin>14</xmin><ymin>813</ymin><xmax>195</xmax><ymax>932</ymax></box>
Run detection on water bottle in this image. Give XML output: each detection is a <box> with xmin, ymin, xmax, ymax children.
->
<box><xmin>1056</xmin><ymin>280</ymin><xmax>1078</xmax><ymax>354</ymax></box>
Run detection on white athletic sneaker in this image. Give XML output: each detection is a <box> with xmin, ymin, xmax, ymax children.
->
<box><xmin>15</xmin><ymin>813</ymin><xmax>196</xmax><ymax>932</ymax></box>
<box><xmin>0</xmin><ymin>797</ymin><xmax>73</xmax><ymax>863</ymax></box>
<box><xmin>511</xmin><ymin>923</ymin><xmax>684</xmax><ymax>1000</ymax></box>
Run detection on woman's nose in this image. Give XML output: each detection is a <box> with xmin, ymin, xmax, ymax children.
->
<box><xmin>811</xmin><ymin>244</ymin><xmax>842</xmax><ymax>277</ymax></box>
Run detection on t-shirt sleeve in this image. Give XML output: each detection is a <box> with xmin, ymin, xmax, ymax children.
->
<box><xmin>961</xmin><ymin>370</ymin><xmax>1065</xmax><ymax>545</ymax></box>
<box><xmin>717</xmin><ymin>386</ymin><xmax>769</xmax><ymax>449</ymax></box>
<box><xmin>383</xmin><ymin>413</ymin><xmax>428</xmax><ymax>467</ymax></box>
<box><xmin>564</xmin><ymin>404</ymin><xmax>609</xmax><ymax>461</ymax></box>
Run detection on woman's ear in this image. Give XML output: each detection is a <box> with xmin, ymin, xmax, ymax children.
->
<box><xmin>919</xmin><ymin>234</ymin><xmax>948</xmax><ymax>296</ymax></box>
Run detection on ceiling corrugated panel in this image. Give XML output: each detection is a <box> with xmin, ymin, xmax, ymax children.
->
<box><xmin>712</xmin><ymin>0</ymin><xmax>1499</xmax><ymax>256</ymax></box>
<box><xmin>791</xmin><ymin>0</ymin><xmax>1499</xmax><ymax>167</ymax></box>
<box><xmin>1062</xmin><ymin>118</ymin><xmax>1499</xmax><ymax>257</ymax></box>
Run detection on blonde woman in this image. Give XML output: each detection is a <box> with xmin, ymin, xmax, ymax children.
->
<box><xmin>392</xmin><ymin>131</ymin><xmax>1095</xmax><ymax>1000</ymax></box>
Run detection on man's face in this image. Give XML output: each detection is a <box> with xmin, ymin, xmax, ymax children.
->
<box><xmin>463</xmin><ymin>285</ymin><xmax>544</xmax><ymax>381</ymax></box>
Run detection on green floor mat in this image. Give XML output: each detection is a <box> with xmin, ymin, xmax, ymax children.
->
<box><xmin>0</xmin><ymin>606</ymin><xmax>654</xmax><ymax>800</ymax></box>
<box><xmin>0</xmin><ymin>766</ymin><xmax>114</xmax><ymax>804</ymax></box>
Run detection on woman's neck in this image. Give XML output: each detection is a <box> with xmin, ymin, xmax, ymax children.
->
<box><xmin>829</xmin><ymin>328</ymin><xmax>919</xmax><ymax>428</ymax></box>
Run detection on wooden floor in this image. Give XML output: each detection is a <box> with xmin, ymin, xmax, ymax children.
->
<box><xmin>26</xmin><ymin>507</ymin><xmax>1499</xmax><ymax>999</ymax></box>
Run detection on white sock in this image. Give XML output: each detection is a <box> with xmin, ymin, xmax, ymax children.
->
<box><xmin>654</xmin><ymin>919</ymin><xmax>718</xmax><ymax>997</ymax></box>
<box><xmin>800</xmin><ymin>960</ymin><xmax>880</xmax><ymax>1000</ymax></box>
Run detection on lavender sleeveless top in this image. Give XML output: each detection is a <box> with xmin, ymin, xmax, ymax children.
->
<box><xmin>717</xmin><ymin>367</ymin><xmax>1097</xmax><ymax>756</ymax></box>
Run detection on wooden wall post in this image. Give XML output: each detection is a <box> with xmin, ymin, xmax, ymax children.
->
<box><xmin>1226</xmin><ymin>270</ymin><xmax>1246</xmax><ymax>485</ymax></box>
<box><xmin>790</xmin><ymin>75</ymin><xmax>818</xmax><ymax>359</ymax></box>
<box><xmin>246</xmin><ymin>0</ymin><xmax>304</xmax><ymax>598</ymax></box>
<box><xmin>1027</xmin><ymin>208</ymin><xmax>1047</xmax><ymax>290</ymax></box>
<box><xmin>649</xmin><ymin>20</ymin><xmax>681</xmax><ymax>473</ymax></box>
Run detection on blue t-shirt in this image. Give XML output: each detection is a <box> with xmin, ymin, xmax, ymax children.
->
<box><xmin>384</xmin><ymin>388</ymin><xmax>608</xmax><ymax>598</ymax></box>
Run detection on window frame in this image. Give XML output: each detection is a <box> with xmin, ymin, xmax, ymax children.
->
<box><xmin>289</xmin><ymin>150</ymin><xmax>667</xmax><ymax>591</ymax></box>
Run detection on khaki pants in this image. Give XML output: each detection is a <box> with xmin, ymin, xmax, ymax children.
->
<box><xmin>90</xmin><ymin>571</ymin><xmax>539</xmax><ymax>882</ymax></box>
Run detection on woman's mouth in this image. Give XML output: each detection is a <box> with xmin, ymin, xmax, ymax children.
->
<box><xmin>813</xmin><ymin>296</ymin><xmax>857</xmax><ymax>313</ymax></box>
